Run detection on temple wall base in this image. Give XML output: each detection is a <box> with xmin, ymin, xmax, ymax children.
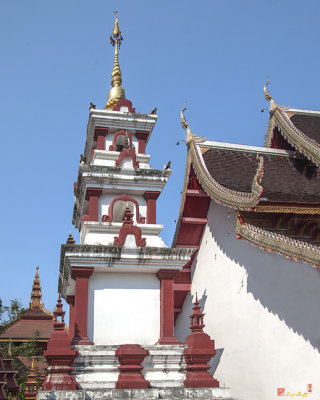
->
<box><xmin>38</xmin><ymin>387</ymin><xmax>233</xmax><ymax>400</ymax></box>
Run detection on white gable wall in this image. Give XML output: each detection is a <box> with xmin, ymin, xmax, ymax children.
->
<box><xmin>175</xmin><ymin>201</ymin><xmax>320</xmax><ymax>400</ymax></box>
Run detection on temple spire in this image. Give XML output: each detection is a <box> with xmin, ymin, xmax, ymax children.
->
<box><xmin>105</xmin><ymin>10</ymin><xmax>125</xmax><ymax>110</ymax></box>
<box><xmin>30</xmin><ymin>266</ymin><xmax>43</xmax><ymax>310</ymax></box>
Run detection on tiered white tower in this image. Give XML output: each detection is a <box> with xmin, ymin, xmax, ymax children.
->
<box><xmin>57</xmin><ymin>13</ymin><xmax>198</xmax><ymax>394</ymax></box>
<box><xmin>48</xmin><ymin>13</ymin><xmax>233</xmax><ymax>400</ymax></box>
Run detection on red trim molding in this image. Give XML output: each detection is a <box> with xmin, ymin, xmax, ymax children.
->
<box><xmin>156</xmin><ymin>269</ymin><xmax>180</xmax><ymax>344</ymax></box>
<box><xmin>71</xmin><ymin>267</ymin><xmax>94</xmax><ymax>345</ymax></box>
<box><xmin>109</xmin><ymin>130</ymin><xmax>133</xmax><ymax>151</ymax></box>
<box><xmin>143</xmin><ymin>191</ymin><xmax>160</xmax><ymax>224</ymax></box>
<box><xmin>113</xmin><ymin>99</ymin><xmax>135</xmax><ymax>113</ymax></box>
<box><xmin>102</xmin><ymin>194</ymin><xmax>145</xmax><ymax>224</ymax></box>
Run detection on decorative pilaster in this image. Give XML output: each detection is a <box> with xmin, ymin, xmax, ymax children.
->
<box><xmin>83</xmin><ymin>188</ymin><xmax>103</xmax><ymax>223</ymax></box>
<box><xmin>66</xmin><ymin>295</ymin><xmax>75</xmax><ymax>340</ymax></box>
<box><xmin>3</xmin><ymin>342</ymin><xmax>19</xmax><ymax>400</ymax></box>
<box><xmin>184</xmin><ymin>294</ymin><xmax>219</xmax><ymax>388</ymax></box>
<box><xmin>135</xmin><ymin>131</ymin><xmax>148</xmax><ymax>154</ymax></box>
<box><xmin>94</xmin><ymin>127</ymin><xmax>108</xmax><ymax>150</ymax></box>
<box><xmin>143</xmin><ymin>191</ymin><xmax>160</xmax><ymax>224</ymax></box>
<box><xmin>156</xmin><ymin>269</ymin><xmax>180</xmax><ymax>344</ymax></box>
<box><xmin>115</xmin><ymin>344</ymin><xmax>149</xmax><ymax>389</ymax></box>
<box><xmin>0</xmin><ymin>349</ymin><xmax>8</xmax><ymax>400</ymax></box>
<box><xmin>42</xmin><ymin>295</ymin><xmax>77</xmax><ymax>390</ymax></box>
<box><xmin>71</xmin><ymin>267</ymin><xmax>94</xmax><ymax>344</ymax></box>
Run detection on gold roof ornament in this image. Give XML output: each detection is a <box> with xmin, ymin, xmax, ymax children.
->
<box><xmin>105</xmin><ymin>10</ymin><xmax>125</xmax><ymax>110</ymax></box>
<box><xmin>181</xmin><ymin>104</ymin><xmax>206</xmax><ymax>147</ymax></box>
<box><xmin>264</xmin><ymin>77</ymin><xmax>277</xmax><ymax>108</ymax></box>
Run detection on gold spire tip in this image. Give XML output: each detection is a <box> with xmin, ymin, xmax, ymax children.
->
<box><xmin>105</xmin><ymin>10</ymin><xmax>125</xmax><ymax>110</ymax></box>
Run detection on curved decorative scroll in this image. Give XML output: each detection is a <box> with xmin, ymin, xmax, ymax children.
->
<box><xmin>109</xmin><ymin>130</ymin><xmax>133</xmax><ymax>151</ymax></box>
<box><xmin>190</xmin><ymin>142</ymin><xmax>264</xmax><ymax>211</ymax></box>
<box><xmin>236</xmin><ymin>218</ymin><xmax>320</xmax><ymax>268</ymax></box>
<box><xmin>273</xmin><ymin>108</ymin><xmax>320</xmax><ymax>166</ymax></box>
<box><xmin>101</xmin><ymin>194</ymin><xmax>145</xmax><ymax>224</ymax></box>
<box><xmin>113</xmin><ymin>206</ymin><xmax>146</xmax><ymax>247</ymax></box>
<box><xmin>116</xmin><ymin>148</ymin><xmax>139</xmax><ymax>168</ymax></box>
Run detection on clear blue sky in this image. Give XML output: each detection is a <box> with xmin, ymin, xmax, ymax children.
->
<box><xmin>1</xmin><ymin>0</ymin><xmax>320</xmax><ymax>318</ymax></box>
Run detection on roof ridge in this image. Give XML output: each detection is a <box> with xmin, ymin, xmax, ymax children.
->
<box><xmin>199</xmin><ymin>140</ymin><xmax>296</xmax><ymax>156</ymax></box>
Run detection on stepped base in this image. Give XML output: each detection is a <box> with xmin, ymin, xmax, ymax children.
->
<box><xmin>38</xmin><ymin>387</ymin><xmax>234</xmax><ymax>400</ymax></box>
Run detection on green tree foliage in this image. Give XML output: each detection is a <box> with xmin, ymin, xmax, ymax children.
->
<box><xmin>0</xmin><ymin>299</ymin><xmax>26</xmax><ymax>333</ymax></box>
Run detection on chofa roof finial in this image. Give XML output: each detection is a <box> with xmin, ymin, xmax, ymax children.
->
<box><xmin>181</xmin><ymin>104</ymin><xmax>206</xmax><ymax>147</ymax></box>
<box><xmin>264</xmin><ymin>77</ymin><xmax>276</xmax><ymax>108</ymax></box>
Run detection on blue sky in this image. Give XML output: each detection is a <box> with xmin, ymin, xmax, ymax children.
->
<box><xmin>1</xmin><ymin>0</ymin><xmax>320</xmax><ymax>317</ymax></box>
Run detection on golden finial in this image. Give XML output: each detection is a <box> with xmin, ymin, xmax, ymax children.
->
<box><xmin>181</xmin><ymin>104</ymin><xmax>206</xmax><ymax>147</ymax></box>
<box><xmin>30</xmin><ymin>265</ymin><xmax>43</xmax><ymax>310</ymax></box>
<box><xmin>105</xmin><ymin>10</ymin><xmax>125</xmax><ymax>110</ymax></box>
<box><xmin>264</xmin><ymin>77</ymin><xmax>276</xmax><ymax>108</ymax></box>
<box><xmin>8</xmin><ymin>339</ymin><xmax>12</xmax><ymax>357</ymax></box>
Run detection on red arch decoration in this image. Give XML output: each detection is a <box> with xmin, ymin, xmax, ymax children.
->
<box><xmin>101</xmin><ymin>194</ymin><xmax>145</xmax><ymax>224</ymax></box>
<box><xmin>116</xmin><ymin>148</ymin><xmax>139</xmax><ymax>168</ymax></box>
<box><xmin>109</xmin><ymin>130</ymin><xmax>133</xmax><ymax>151</ymax></box>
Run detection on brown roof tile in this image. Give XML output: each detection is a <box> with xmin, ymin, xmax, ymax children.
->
<box><xmin>289</xmin><ymin>113</ymin><xmax>320</xmax><ymax>143</ymax></box>
<box><xmin>202</xmin><ymin>148</ymin><xmax>320</xmax><ymax>204</ymax></box>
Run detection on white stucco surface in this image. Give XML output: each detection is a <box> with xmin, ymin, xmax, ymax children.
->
<box><xmin>88</xmin><ymin>272</ymin><xmax>160</xmax><ymax>345</ymax></box>
<box><xmin>175</xmin><ymin>201</ymin><xmax>320</xmax><ymax>400</ymax></box>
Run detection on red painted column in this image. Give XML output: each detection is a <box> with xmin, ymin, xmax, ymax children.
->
<box><xmin>143</xmin><ymin>191</ymin><xmax>160</xmax><ymax>224</ymax></box>
<box><xmin>135</xmin><ymin>132</ymin><xmax>148</xmax><ymax>154</ymax></box>
<box><xmin>85</xmin><ymin>188</ymin><xmax>103</xmax><ymax>221</ymax></box>
<box><xmin>66</xmin><ymin>295</ymin><xmax>75</xmax><ymax>341</ymax></box>
<box><xmin>156</xmin><ymin>269</ymin><xmax>180</xmax><ymax>344</ymax></box>
<box><xmin>94</xmin><ymin>127</ymin><xmax>108</xmax><ymax>150</ymax></box>
<box><xmin>71</xmin><ymin>267</ymin><xmax>94</xmax><ymax>345</ymax></box>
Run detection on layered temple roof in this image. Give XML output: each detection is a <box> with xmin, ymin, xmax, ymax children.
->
<box><xmin>200</xmin><ymin>143</ymin><xmax>320</xmax><ymax>205</ymax></box>
<box><xmin>173</xmin><ymin>100</ymin><xmax>320</xmax><ymax>270</ymax></box>
<box><xmin>0</xmin><ymin>267</ymin><xmax>54</xmax><ymax>342</ymax></box>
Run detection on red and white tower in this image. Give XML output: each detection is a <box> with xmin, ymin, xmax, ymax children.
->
<box><xmin>39</xmin><ymin>13</ymin><xmax>231</xmax><ymax>400</ymax></box>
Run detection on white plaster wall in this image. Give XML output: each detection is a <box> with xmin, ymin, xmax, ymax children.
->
<box><xmin>175</xmin><ymin>201</ymin><xmax>320</xmax><ymax>400</ymax></box>
<box><xmin>88</xmin><ymin>272</ymin><xmax>160</xmax><ymax>345</ymax></box>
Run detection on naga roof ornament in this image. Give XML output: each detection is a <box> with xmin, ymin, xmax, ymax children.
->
<box><xmin>264</xmin><ymin>77</ymin><xmax>277</xmax><ymax>109</ymax></box>
<box><xmin>105</xmin><ymin>10</ymin><xmax>125</xmax><ymax>110</ymax></box>
<box><xmin>191</xmin><ymin>145</ymin><xmax>265</xmax><ymax>211</ymax></box>
<box><xmin>236</xmin><ymin>215</ymin><xmax>320</xmax><ymax>268</ymax></box>
<box><xmin>270</xmin><ymin>108</ymin><xmax>320</xmax><ymax>166</ymax></box>
<box><xmin>181</xmin><ymin>104</ymin><xmax>206</xmax><ymax>146</ymax></box>
<box><xmin>180</xmin><ymin>105</ymin><xmax>264</xmax><ymax>211</ymax></box>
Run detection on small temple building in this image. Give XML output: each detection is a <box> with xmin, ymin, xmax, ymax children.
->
<box><xmin>0</xmin><ymin>267</ymin><xmax>54</xmax><ymax>350</ymax></box>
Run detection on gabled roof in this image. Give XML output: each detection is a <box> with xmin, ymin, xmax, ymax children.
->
<box><xmin>200</xmin><ymin>142</ymin><xmax>320</xmax><ymax>205</ymax></box>
<box><xmin>265</xmin><ymin>107</ymin><xmax>320</xmax><ymax>166</ymax></box>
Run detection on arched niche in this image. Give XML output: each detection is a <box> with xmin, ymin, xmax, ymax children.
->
<box><xmin>101</xmin><ymin>194</ymin><xmax>145</xmax><ymax>224</ymax></box>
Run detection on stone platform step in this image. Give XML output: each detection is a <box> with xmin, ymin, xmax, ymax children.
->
<box><xmin>38</xmin><ymin>388</ymin><xmax>235</xmax><ymax>400</ymax></box>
